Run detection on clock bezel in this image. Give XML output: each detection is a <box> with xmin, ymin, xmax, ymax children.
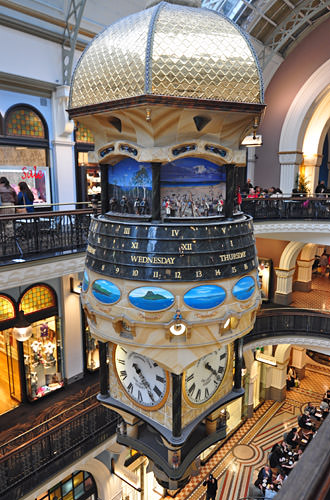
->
<box><xmin>112</xmin><ymin>344</ymin><xmax>170</xmax><ymax>411</ymax></box>
<box><xmin>182</xmin><ymin>345</ymin><xmax>230</xmax><ymax>408</ymax></box>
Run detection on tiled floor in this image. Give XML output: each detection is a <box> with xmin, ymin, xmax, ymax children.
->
<box><xmin>291</xmin><ymin>275</ymin><xmax>330</xmax><ymax>311</ymax></box>
<box><xmin>168</xmin><ymin>364</ymin><xmax>330</xmax><ymax>500</ymax></box>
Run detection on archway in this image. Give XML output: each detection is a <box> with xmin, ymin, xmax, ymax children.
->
<box><xmin>279</xmin><ymin>59</ymin><xmax>330</xmax><ymax>194</ymax></box>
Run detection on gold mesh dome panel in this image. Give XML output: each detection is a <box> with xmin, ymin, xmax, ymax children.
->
<box><xmin>69</xmin><ymin>2</ymin><xmax>263</xmax><ymax>109</ymax></box>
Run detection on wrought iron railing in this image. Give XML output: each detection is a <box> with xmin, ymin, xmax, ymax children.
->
<box><xmin>0</xmin><ymin>208</ymin><xmax>93</xmax><ymax>264</ymax></box>
<box><xmin>0</xmin><ymin>398</ymin><xmax>120</xmax><ymax>500</ymax></box>
<box><xmin>244</xmin><ymin>308</ymin><xmax>330</xmax><ymax>345</ymax></box>
<box><xmin>241</xmin><ymin>195</ymin><xmax>330</xmax><ymax>220</ymax></box>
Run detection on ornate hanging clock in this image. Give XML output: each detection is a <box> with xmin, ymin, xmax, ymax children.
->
<box><xmin>183</xmin><ymin>346</ymin><xmax>228</xmax><ymax>405</ymax></box>
<box><xmin>113</xmin><ymin>345</ymin><xmax>170</xmax><ymax>410</ymax></box>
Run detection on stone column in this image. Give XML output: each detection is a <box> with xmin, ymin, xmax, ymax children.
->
<box><xmin>278</xmin><ymin>152</ymin><xmax>303</xmax><ymax>195</ymax></box>
<box><xmin>294</xmin><ymin>258</ymin><xmax>313</xmax><ymax>292</ymax></box>
<box><xmin>269</xmin><ymin>361</ymin><xmax>287</xmax><ymax>401</ymax></box>
<box><xmin>51</xmin><ymin>85</ymin><xmax>75</xmax><ymax>208</ymax></box>
<box><xmin>274</xmin><ymin>268</ymin><xmax>295</xmax><ymax>305</ymax></box>
<box><xmin>246</xmin><ymin>372</ymin><xmax>257</xmax><ymax>418</ymax></box>
<box><xmin>262</xmin><ymin>346</ymin><xmax>273</xmax><ymax>400</ymax></box>
<box><xmin>291</xmin><ymin>346</ymin><xmax>306</xmax><ymax>380</ymax></box>
<box><xmin>303</xmin><ymin>155</ymin><xmax>322</xmax><ymax>194</ymax></box>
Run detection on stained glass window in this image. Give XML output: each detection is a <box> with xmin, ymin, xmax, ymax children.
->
<box><xmin>6</xmin><ymin>108</ymin><xmax>45</xmax><ymax>138</ymax></box>
<box><xmin>0</xmin><ymin>295</ymin><xmax>16</xmax><ymax>322</ymax></box>
<box><xmin>76</xmin><ymin>122</ymin><xmax>94</xmax><ymax>143</ymax></box>
<box><xmin>19</xmin><ymin>285</ymin><xmax>56</xmax><ymax>315</ymax></box>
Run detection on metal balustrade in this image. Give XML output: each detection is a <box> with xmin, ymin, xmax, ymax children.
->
<box><xmin>244</xmin><ymin>308</ymin><xmax>330</xmax><ymax>345</ymax></box>
<box><xmin>0</xmin><ymin>207</ymin><xmax>93</xmax><ymax>264</ymax></box>
<box><xmin>241</xmin><ymin>196</ymin><xmax>330</xmax><ymax>220</ymax></box>
<box><xmin>0</xmin><ymin>399</ymin><xmax>120</xmax><ymax>500</ymax></box>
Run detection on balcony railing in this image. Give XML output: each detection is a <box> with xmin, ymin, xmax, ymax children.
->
<box><xmin>244</xmin><ymin>308</ymin><xmax>330</xmax><ymax>345</ymax></box>
<box><xmin>0</xmin><ymin>195</ymin><xmax>329</xmax><ymax>266</ymax></box>
<box><xmin>241</xmin><ymin>195</ymin><xmax>330</xmax><ymax>220</ymax></box>
<box><xmin>0</xmin><ymin>203</ymin><xmax>93</xmax><ymax>265</ymax></box>
<box><xmin>0</xmin><ymin>395</ymin><xmax>120</xmax><ymax>500</ymax></box>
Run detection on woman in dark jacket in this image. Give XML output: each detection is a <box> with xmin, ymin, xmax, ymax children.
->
<box><xmin>17</xmin><ymin>182</ymin><xmax>35</xmax><ymax>212</ymax></box>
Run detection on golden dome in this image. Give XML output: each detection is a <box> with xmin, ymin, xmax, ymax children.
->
<box><xmin>69</xmin><ymin>1</ymin><xmax>263</xmax><ymax>110</ymax></box>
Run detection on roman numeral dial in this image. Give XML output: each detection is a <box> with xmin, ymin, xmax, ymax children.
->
<box><xmin>183</xmin><ymin>346</ymin><xmax>228</xmax><ymax>405</ymax></box>
<box><xmin>114</xmin><ymin>345</ymin><xmax>169</xmax><ymax>410</ymax></box>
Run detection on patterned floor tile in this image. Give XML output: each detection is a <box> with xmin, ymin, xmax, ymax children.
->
<box><xmin>166</xmin><ymin>365</ymin><xmax>329</xmax><ymax>500</ymax></box>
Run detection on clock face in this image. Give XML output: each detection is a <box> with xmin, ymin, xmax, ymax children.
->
<box><xmin>183</xmin><ymin>346</ymin><xmax>228</xmax><ymax>405</ymax></box>
<box><xmin>114</xmin><ymin>345</ymin><xmax>169</xmax><ymax>410</ymax></box>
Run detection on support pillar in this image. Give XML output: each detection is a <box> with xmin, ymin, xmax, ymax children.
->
<box><xmin>99</xmin><ymin>341</ymin><xmax>109</xmax><ymax>397</ymax></box>
<box><xmin>225</xmin><ymin>164</ymin><xmax>236</xmax><ymax>218</ymax></box>
<box><xmin>303</xmin><ymin>155</ymin><xmax>322</xmax><ymax>194</ymax></box>
<box><xmin>100</xmin><ymin>165</ymin><xmax>109</xmax><ymax>214</ymax></box>
<box><xmin>234</xmin><ymin>337</ymin><xmax>243</xmax><ymax>391</ymax></box>
<box><xmin>274</xmin><ymin>268</ymin><xmax>295</xmax><ymax>305</ymax></box>
<box><xmin>269</xmin><ymin>361</ymin><xmax>288</xmax><ymax>401</ymax></box>
<box><xmin>151</xmin><ymin>162</ymin><xmax>161</xmax><ymax>221</ymax></box>
<box><xmin>294</xmin><ymin>258</ymin><xmax>313</xmax><ymax>292</ymax></box>
<box><xmin>51</xmin><ymin>85</ymin><xmax>75</xmax><ymax>208</ymax></box>
<box><xmin>278</xmin><ymin>152</ymin><xmax>303</xmax><ymax>195</ymax></box>
<box><xmin>246</xmin><ymin>373</ymin><xmax>257</xmax><ymax>418</ymax></box>
<box><xmin>172</xmin><ymin>373</ymin><xmax>182</xmax><ymax>437</ymax></box>
<box><xmin>291</xmin><ymin>346</ymin><xmax>306</xmax><ymax>380</ymax></box>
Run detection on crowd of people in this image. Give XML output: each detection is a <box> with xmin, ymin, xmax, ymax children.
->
<box><xmin>249</xmin><ymin>388</ymin><xmax>330</xmax><ymax>498</ymax></box>
<box><xmin>161</xmin><ymin>194</ymin><xmax>224</xmax><ymax>218</ymax></box>
<box><xmin>241</xmin><ymin>179</ymin><xmax>330</xmax><ymax>199</ymax></box>
<box><xmin>0</xmin><ymin>176</ymin><xmax>35</xmax><ymax>215</ymax></box>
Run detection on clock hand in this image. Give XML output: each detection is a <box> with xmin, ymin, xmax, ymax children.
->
<box><xmin>133</xmin><ymin>363</ymin><xmax>155</xmax><ymax>402</ymax></box>
<box><xmin>205</xmin><ymin>361</ymin><xmax>221</xmax><ymax>380</ymax></box>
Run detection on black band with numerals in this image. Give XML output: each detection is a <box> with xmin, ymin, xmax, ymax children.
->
<box><xmin>86</xmin><ymin>214</ymin><xmax>257</xmax><ymax>282</ymax></box>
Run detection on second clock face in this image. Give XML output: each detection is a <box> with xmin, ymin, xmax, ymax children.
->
<box><xmin>114</xmin><ymin>345</ymin><xmax>169</xmax><ymax>410</ymax></box>
<box><xmin>184</xmin><ymin>346</ymin><xmax>228</xmax><ymax>405</ymax></box>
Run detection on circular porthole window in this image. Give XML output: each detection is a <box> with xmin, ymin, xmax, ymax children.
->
<box><xmin>232</xmin><ymin>276</ymin><xmax>255</xmax><ymax>301</ymax></box>
<box><xmin>82</xmin><ymin>270</ymin><xmax>89</xmax><ymax>292</ymax></box>
<box><xmin>128</xmin><ymin>287</ymin><xmax>174</xmax><ymax>311</ymax></box>
<box><xmin>92</xmin><ymin>280</ymin><xmax>121</xmax><ymax>304</ymax></box>
<box><xmin>183</xmin><ymin>285</ymin><xmax>226</xmax><ymax>310</ymax></box>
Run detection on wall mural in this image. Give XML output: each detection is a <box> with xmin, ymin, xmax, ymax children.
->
<box><xmin>108</xmin><ymin>159</ymin><xmax>152</xmax><ymax>214</ymax></box>
<box><xmin>160</xmin><ymin>157</ymin><xmax>226</xmax><ymax>217</ymax></box>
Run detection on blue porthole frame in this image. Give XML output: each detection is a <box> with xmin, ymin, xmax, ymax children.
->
<box><xmin>91</xmin><ymin>279</ymin><xmax>121</xmax><ymax>305</ymax></box>
<box><xmin>128</xmin><ymin>286</ymin><xmax>175</xmax><ymax>312</ymax></box>
<box><xmin>183</xmin><ymin>284</ymin><xmax>226</xmax><ymax>310</ymax></box>
<box><xmin>232</xmin><ymin>276</ymin><xmax>256</xmax><ymax>301</ymax></box>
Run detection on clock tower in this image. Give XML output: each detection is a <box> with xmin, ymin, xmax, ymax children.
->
<box><xmin>68</xmin><ymin>0</ymin><xmax>265</xmax><ymax>490</ymax></box>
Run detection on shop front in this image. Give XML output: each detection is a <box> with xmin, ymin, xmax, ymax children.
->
<box><xmin>0</xmin><ymin>283</ymin><xmax>64</xmax><ymax>414</ymax></box>
<box><xmin>0</xmin><ymin>104</ymin><xmax>52</xmax><ymax>207</ymax></box>
<box><xmin>74</xmin><ymin>123</ymin><xmax>98</xmax><ymax>204</ymax></box>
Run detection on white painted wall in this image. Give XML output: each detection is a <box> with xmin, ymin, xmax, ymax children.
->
<box><xmin>0</xmin><ymin>26</ymin><xmax>62</xmax><ymax>84</ymax></box>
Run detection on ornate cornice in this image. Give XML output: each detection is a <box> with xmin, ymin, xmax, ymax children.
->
<box><xmin>254</xmin><ymin>221</ymin><xmax>330</xmax><ymax>235</ymax></box>
<box><xmin>244</xmin><ymin>335</ymin><xmax>330</xmax><ymax>352</ymax></box>
<box><xmin>0</xmin><ymin>255</ymin><xmax>85</xmax><ymax>289</ymax></box>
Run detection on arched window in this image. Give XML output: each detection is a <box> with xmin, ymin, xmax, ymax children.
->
<box><xmin>5</xmin><ymin>107</ymin><xmax>45</xmax><ymax>138</ymax></box>
<box><xmin>76</xmin><ymin>122</ymin><xmax>94</xmax><ymax>143</ymax></box>
<box><xmin>0</xmin><ymin>294</ymin><xmax>16</xmax><ymax>322</ymax></box>
<box><xmin>36</xmin><ymin>471</ymin><xmax>97</xmax><ymax>500</ymax></box>
<box><xmin>19</xmin><ymin>284</ymin><xmax>56</xmax><ymax>316</ymax></box>
<box><xmin>0</xmin><ymin>105</ymin><xmax>51</xmax><ymax>204</ymax></box>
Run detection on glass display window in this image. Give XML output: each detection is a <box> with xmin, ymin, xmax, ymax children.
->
<box><xmin>0</xmin><ymin>164</ymin><xmax>51</xmax><ymax>205</ymax></box>
<box><xmin>23</xmin><ymin>316</ymin><xmax>63</xmax><ymax>401</ymax></box>
<box><xmin>35</xmin><ymin>471</ymin><xmax>97</xmax><ymax>500</ymax></box>
<box><xmin>85</xmin><ymin>167</ymin><xmax>101</xmax><ymax>198</ymax></box>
